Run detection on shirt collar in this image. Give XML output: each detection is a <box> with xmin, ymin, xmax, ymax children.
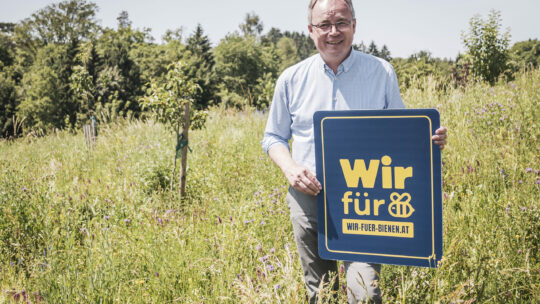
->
<box><xmin>318</xmin><ymin>47</ymin><xmax>356</xmax><ymax>75</ymax></box>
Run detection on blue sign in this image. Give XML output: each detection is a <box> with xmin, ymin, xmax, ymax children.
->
<box><xmin>314</xmin><ymin>109</ymin><xmax>443</xmax><ymax>268</ymax></box>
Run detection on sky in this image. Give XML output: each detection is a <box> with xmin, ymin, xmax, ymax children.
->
<box><xmin>2</xmin><ymin>0</ymin><xmax>539</xmax><ymax>59</ymax></box>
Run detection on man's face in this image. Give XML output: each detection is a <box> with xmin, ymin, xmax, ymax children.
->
<box><xmin>308</xmin><ymin>0</ymin><xmax>356</xmax><ymax>65</ymax></box>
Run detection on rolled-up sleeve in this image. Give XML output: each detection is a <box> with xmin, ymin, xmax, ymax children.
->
<box><xmin>261</xmin><ymin>74</ymin><xmax>292</xmax><ymax>154</ymax></box>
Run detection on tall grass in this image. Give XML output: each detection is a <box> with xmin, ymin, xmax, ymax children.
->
<box><xmin>1</xmin><ymin>70</ymin><xmax>538</xmax><ymax>303</ymax></box>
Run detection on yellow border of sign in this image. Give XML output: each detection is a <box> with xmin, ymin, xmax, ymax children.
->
<box><xmin>320</xmin><ymin>115</ymin><xmax>435</xmax><ymax>261</ymax></box>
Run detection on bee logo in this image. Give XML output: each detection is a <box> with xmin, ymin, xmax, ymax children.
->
<box><xmin>388</xmin><ymin>192</ymin><xmax>415</xmax><ymax>218</ymax></box>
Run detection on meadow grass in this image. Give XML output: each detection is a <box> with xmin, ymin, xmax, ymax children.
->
<box><xmin>0</xmin><ymin>69</ymin><xmax>538</xmax><ymax>303</ymax></box>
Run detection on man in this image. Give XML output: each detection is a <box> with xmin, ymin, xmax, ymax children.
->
<box><xmin>261</xmin><ymin>0</ymin><xmax>447</xmax><ymax>303</ymax></box>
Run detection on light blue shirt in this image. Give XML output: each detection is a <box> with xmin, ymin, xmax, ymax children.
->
<box><xmin>262</xmin><ymin>49</ymin><xmax>405</xmax><ymax>174</ymax></box>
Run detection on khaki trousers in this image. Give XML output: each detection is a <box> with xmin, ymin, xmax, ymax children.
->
<box><xmin>286</xmin><ymin>187</ymin><xmax>382</xmax><ymax>304</ymax></box>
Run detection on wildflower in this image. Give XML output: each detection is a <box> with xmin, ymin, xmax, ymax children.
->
<box><xmin>284</xmin><ymin>243</ymin><xmax>290</xmax><ymax>250</ymax></box>
<box><xmin>339</xmin><ymin>264</ymin><xmax>345</xmax><ymax>275</ymax></box>
<box><xmin>255</xmin><ymin>245</ymin><xmax>263</xmax><ymax>252</ymax></box>
<box><xmin>22</xmin><ymin>187</ymin><xmax>28</xmax><ymax>192</ymax></box>
<box><xmin>213</xmin><ymin>198</ymin><xmax>219</xmax><ymax>201</ymax></box>
<box><xmin>81</xmin><ymin>227</ymin><xmax>88</xmax><ymax>235</ymax></box>
<box><xmin>217</xmin><ymin>216</ymin><xmax>222</xmax><ymax>224</ymax></box>
<box><xmin>509</xmin><ymin>83</ymin><xmax>515</xmax><ymax>88</ymax></box>
<box><xmin>521</xmin><ymin>207</ymin><xmax>527</xmax><ymax>211</ymax></box>
<box><xmin>269</xmin><ymin>248</ymin><xmax>276</xmax><ymax>254</ymax></box>
<box><xmin>505</xmin><ymin>207</ymin><xmax>510</xmax><ymax>213</ymax></box>
<box><xmin>259</xmin><ymin>255</ymin><xmax>269</xmax><ymax>262</ymax></box>
<box><xmin>155</xmin><ymin>272</ymin><xmax>159</xmax><ymax>277</ymax></box>
<box><xmin>274</xmin><ymin>284</ymin><xmax>281</xmax><ymax>290</ymax></box>
<box><xmin>536</xmin><ymin>180</ymin><xmax>540</xmax><ymax>185</ymax></box>
<box><xmin>261</xmin><ymin>221</ymin><xmax>266</xmax><ymax>226</ymax></box>
<box><xmin>104</xmin><ymin>215</ymin><xmax>110</xmax><ymax>220</ymax></box>
<box><xmin>525</xmin><ymin>168</ymin><xmax>533</xmax><ymax>173</ymax></box>
<box><xmin>519</xmin><ymin>180</ymin><xmax>523</xmax><ymax>184</ymax></box>
<box><xmin>267</xmin><ymin>264</ymin><xmax>275</xmax><ymax>272</ymax></box>
<box><xmin>124</xmin><ymin>219</ymin><xmax>131</xmax><ymax>223</ymax></box>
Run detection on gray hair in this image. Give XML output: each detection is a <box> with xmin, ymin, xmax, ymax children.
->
<box><xmin>308</xmin><ymin>0</ymin><xmax>355</xmax><ymax>23</ymax></box>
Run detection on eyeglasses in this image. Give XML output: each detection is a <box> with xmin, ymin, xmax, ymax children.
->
<box><xmin>311</xmin><ymin>20</ymin><xmax>353</xmax><ymax>32</ymax></box>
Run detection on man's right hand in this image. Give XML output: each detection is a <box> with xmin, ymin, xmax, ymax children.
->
<box><xmin>283</xmin><ymin>164</ymin><xmax>322</xmax><ymax>196</ymax></box>
<box><xmin>267</xmin><ymin>144</ymin><xmax>322</xmax><ymax>196</ymax></box>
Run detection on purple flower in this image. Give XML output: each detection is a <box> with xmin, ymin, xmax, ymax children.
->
<box><xmin>269</xmin><ymin>248</ymin><xmax>276</xmax><ymax>254</ymax></box>
<box><xmin>255</xmin><ymin>245</ymin><xmax>263</xmax><ymax>252</ymax></box>
<box><xmin>519</xmin><ymin>180</ymin><xmax>523</xmax><ymax>184</ymax></box>
<box><xmin>505</xmin><ymin>207</ymin><xmax>510</xmax><ymax>212</ymax></box>
<box><xmin>274</xmin><ymin>284</ymin><xmax>281</xmax><ymax>290</ymax></box>
<box><xmin>217</xmin><ymin>216</ymin><xmax>222</xmax><ymax>224</ymax></box>
<box><xmin>81</xmin><ymin>227</ymin><xmax>88</xmax><ymax>235</ymax></box>
<box><xmin>536</xmin><ymin>180</ymin><xmax>540</xmax><ymax>185</ymax></box>
<box><xmin>259</xmin><ymin>255</ymin><xmax>269</xmax><ymax>262</ymax></box>
<box><xmin>104</xmin><ymin>215</ymin><xmax>110</xmax><ymax>220</ymax></box>
<box><xmin>124</xmin><ymin>219</ymin><xmax>131</xmax><ymax>223</ymax></box>
<box><xmin>155</xmin><ymin>272</ymin><xmax>159</xmax><ymax>277</ymax></box>
<box><xmin>526</xmin><ymin>168</ymin><xmax>533</xmax><ymax>173</ymax></box>
<box><xmin>22</xmin><ymin>187</ymin><xmax>28</xmax><ymax>192</ymax></box>
<box><xmin>267</xmin><ymin>264</ymin><xmax>275</xmax><ymax>272</ymax></box>
<box><xmin>521</xmin><ymin>207</ymin><xmax>526</xmax><ymax>211</ymax></box>
<box><xmin>261</xmin><ymin>221</ymin><xmax>266</xmax><ymax>226</ymax></box>
<box><xmin>284</xmin><ymin>243</ymin><xmax>290</xmax><ymax>250</ymax></box>
<box><xmin>509</xmin><ymin>83</ymin><xmax>515</xmax><ymax>88</ymax></box>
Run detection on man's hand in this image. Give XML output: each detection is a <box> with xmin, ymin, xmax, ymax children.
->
<box><xmin>432</xmin><ymin>126</ymin><xmax>447</xmax><ymax>149</ymax></box>
<box><xmin>268</xmin><ymin>144</ymin><xmax>322</xmax><ymax>196</ymax></box>
<box><xmin>283</xmin><ymin>164</ymin><xmax>322</xmax><ymax>196</ymax></box>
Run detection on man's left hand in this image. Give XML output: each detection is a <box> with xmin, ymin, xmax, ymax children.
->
<box><xmin>432</xmin><ymin>127</ymin><xmax>447</xmax><ymax>149</ymax></box>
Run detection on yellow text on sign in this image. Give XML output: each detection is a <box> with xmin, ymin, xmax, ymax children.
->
<box><xmin>342</xmin><ymin>219</ymin><xmax>414</xmax><ymax>238</ymax></box>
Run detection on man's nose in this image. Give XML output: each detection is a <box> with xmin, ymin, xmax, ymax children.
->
<box><xmin>329</xmin><ymin>24</ymin><xmax>339</xmax><ymax>35</ymax></box>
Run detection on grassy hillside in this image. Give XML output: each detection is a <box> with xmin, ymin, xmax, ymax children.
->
<box><xmin>1</xmin><ymin>70</ymin><xmax>538</xmax><ymax>303</ymax></box>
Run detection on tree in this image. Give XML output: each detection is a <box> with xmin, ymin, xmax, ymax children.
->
<box><xmin>262</xmin><ymin>28</ymin><xmax>316</xmax><ymax>60</ymax></box>
<box><xmin>14</xmin><ymin>0</ymin><xmax>99</xmax><ymax>52</ymax></box>
<box><xmin>353</xmin><ymin>41</ymin><xmax>367</xmax><ymax>53</ymax></box>
<box><xmin>184</xmin><ymin>24</ymin><xmax>218</xmax><ymax>109</ymax></box>
<box><xmin>214</xmin><ymin>34</ymin><xmax>278</xmax><ymax>108</ymax></box>
<box><xmin>367</xmin><ymin>41</ymin><xmax>379</xmax><ymax>57</ymax></box>
<box><xmin>276</xmin><ymin>36</ymin><xmax>299</xmax><ymax>72</ymax></box>
<box><xmin>509</xmin><ymin>39</ymin><xmax>540</xmax><ymax>71</ymax></box>
<box><xmin>140</xmin><ymin>61</ymin><xmax>207</xmax><ymax>196</ymax></box>
<box><xmin>379</xmin><ymin>45</ymin><xmax>391</xmax><ymax>61</ymax></box>
<box><xmin>239</xmin><ymin>12</ymin><xmax>263</xmax><ymax>37</ymax></box>
<box><xmin>117</xmin><ymin>11</ymin><xmax>132</xmax><ymax>29</ymax></box>
<box><xmin>17</xmin><ymin>44</ymin><xmax>74</xmax><ymax>132</ymax></box>
<box><xmin>462</xmin><ymin>10</ymin><xmax>511</xmax><ymax>84</ymax></box>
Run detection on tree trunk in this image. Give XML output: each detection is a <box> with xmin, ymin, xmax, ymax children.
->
<box><xmin>179</xmin><ymin>103</ymin><xmax>190</xmax><ymax>196</ymax></box>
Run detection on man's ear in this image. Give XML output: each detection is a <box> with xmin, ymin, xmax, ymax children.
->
<box><xmin>308</xmin><ymin>24</ymin><xmax>315</xmax><ymax>41</ymax></box>
<box><xmin>352</xmin><ymin>19</ymin><xmax>357</xmax><ymax>34</ymax></box>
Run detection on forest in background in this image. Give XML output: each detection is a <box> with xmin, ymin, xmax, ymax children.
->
<box><xmin>0</xmin><ymin>0</ymin><xmax>539</xmax><ymax>138</ymax></box>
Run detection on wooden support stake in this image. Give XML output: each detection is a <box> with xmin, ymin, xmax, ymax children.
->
<box><xmin>179</xmin><ymin>102</ymin><xmax>190</xmax><ymax>196</ymax></box>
